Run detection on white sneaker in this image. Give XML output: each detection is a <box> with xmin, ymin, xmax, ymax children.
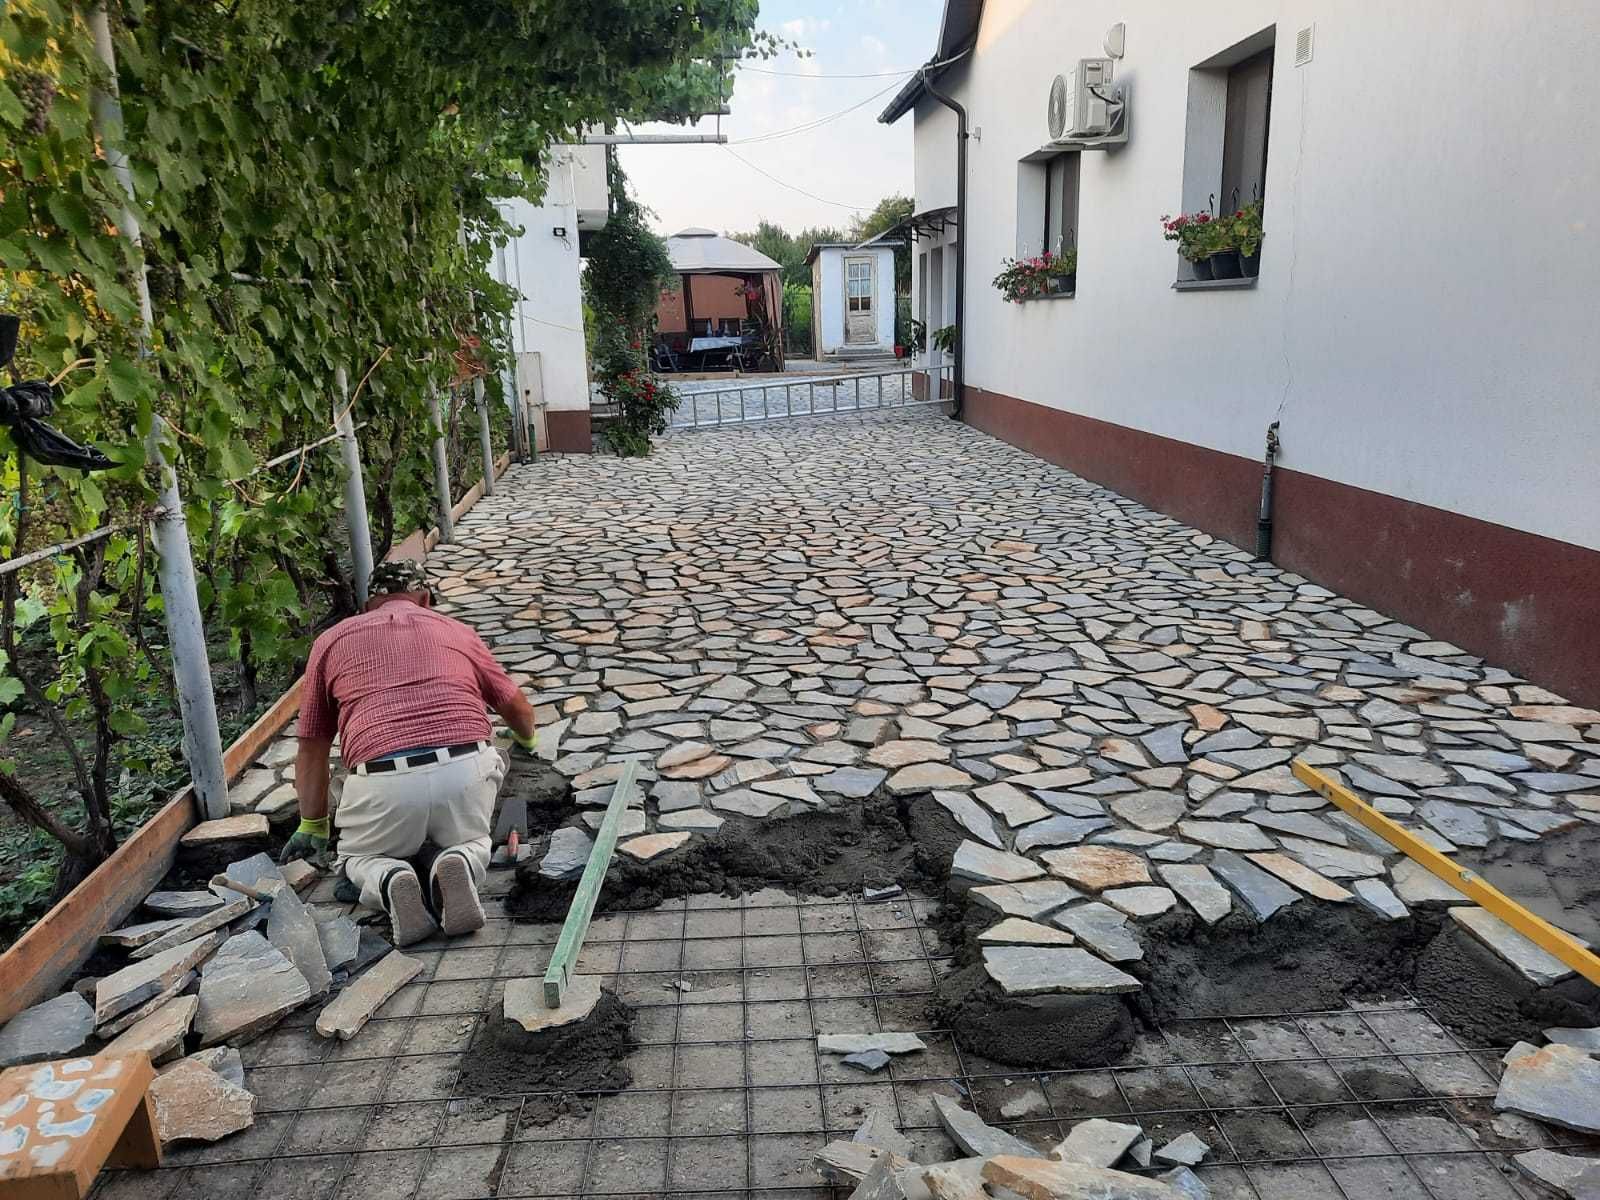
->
<box><xmin>384</xmin><ymin>869</ymin><xmax>437</xmax><ymax>947</ymax></box>
<box><xmin>433</xmin><ymin>852</ymin><xmax>484</xmax><ymax>937</ymax></box>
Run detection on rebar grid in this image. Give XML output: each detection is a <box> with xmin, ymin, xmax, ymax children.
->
<box><xmin>94</xmin><ymin>887</ymin><xmax>1575</xmax><ymax>1200</ymax></box>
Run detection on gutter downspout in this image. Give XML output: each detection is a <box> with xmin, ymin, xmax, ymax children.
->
<box><xmin>921</xmin><ymin>67</ymin><xmax>967</xmax><ymax>418</ymax></box>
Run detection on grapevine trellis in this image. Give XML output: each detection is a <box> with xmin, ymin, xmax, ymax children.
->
<box><xmin>0</xmin><ymin>0</ymin><xmax>782</xmax><ymax>915</ymax></box>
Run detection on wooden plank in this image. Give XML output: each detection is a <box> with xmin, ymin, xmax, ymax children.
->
<box><xmin>1292</xmin><ymin>759</ymin><xmax>1600</xmax><ymax>987</ymax></box>
<box><xmin>542</xmin><ymin>759</ymin><xmax>640</xmax><ymax>1009</ymax></box>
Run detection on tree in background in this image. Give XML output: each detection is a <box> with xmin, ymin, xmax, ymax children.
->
<box><xmin>728</xmin><ymin>220</ymin><xmax>846</xmax><ymax>288</ymax></box>
<box><xmin>851</xmin><ymin>195</ymin><xmax>915</xmax><ymax>293</ymax></box>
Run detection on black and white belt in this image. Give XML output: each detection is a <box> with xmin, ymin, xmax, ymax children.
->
<box><xmin>354</xmin><ymin>741</ymin><xmax>488</xmax><ymax>776</ymax></box>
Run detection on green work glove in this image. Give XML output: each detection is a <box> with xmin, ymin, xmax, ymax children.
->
<box><xmin>509</xmin><ymin>729</ymin><xmax>538</xmax><ymax>758</ymax></box>
<box><xmin>279</xmin><ymin>816</ymin><xmax>330</xmax><ymax>864</ymax></box>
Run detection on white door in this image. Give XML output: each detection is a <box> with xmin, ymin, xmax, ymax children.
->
<box><xmin>844</xmin><ymin>257</ymin><xmax>876</xmax><ymax>345</ymax></box>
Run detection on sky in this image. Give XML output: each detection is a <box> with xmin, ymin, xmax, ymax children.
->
<box><xmin>616</xmin><ymin>1</ymin><xmax>942</xmax><ymax>237</ymax></box>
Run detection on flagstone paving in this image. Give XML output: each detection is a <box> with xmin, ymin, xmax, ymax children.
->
<box><xmin>426</xmin><ymin>408</ymin><xmax>1600</xmax><ymax>1006</ymax></box>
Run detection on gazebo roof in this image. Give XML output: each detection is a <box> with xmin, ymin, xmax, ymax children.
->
<box><xmin>666</xmin><ymin>228</ymin><xmax>783</xmax><ymax>275</ymax></box>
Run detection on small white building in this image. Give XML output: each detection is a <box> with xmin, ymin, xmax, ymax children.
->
<box><xmin>492</xmin><ymin>143</ymin><xmax>610</xmax><ymax>453</ymax></box>
<box><xmin>881</xmin><ymin>0</ymin><xmax>1600</xmax><ymax>705</ymax></box>
<box><xmin>805</xmin><ymin>243</ymin><xmax>897</xmax><ymax>357</ymax></box>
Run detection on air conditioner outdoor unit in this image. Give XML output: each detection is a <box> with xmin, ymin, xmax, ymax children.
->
<box><xmin>1047</xmin><ymin>58</ymin><xmax>1114</xmax><ymax>142</ymax></box>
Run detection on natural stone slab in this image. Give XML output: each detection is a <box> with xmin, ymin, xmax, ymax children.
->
<box><xmin>1451</xmin><ymin>906</ymin><xmax>1576</xmax><ymax>986</ymax></box>
<box><xmin>1512</xmin><ymin>1148</ymin><xmax>1600</xmax><ymax>1198</ymax></box>
<box><xmin>933</xmin><ymin>1095</ymin><xmax>1044</xmax><ymax>1160</ymax></box>
<box><xmin>1353</xmin><ymin>754</ymin><xmax>1452</xmax><ymax>788</ymax></box>
<box><xmin>1014</xmin><ymin>815</ymin><xmax>1116</xmax><ymax>855</ymax></box>
<box><xmin>102</xmin><ymin>994</ymin><xmax>198</xmax><ymax>1063</ymax></box>
<box><xmin>1157</xmin><ymin>864</ymin><xmax>1232</xmax><ymax>925</ymax></box>
<box><xmin>1041</xmin><ymin>846</ymin><xmax>1150</xmax><ymax>892</ymax></box>
<box><xmin>951</xmin><ymin>840</ymin><xmax>1044</xmax><ymax>884</ymax></box>
<box><xmin>1495</xmin><ymin>1043</ymin><xmax>1600</xmax><ymax>1133</ymax></box>
<box><xmin>505</xmin><ymin>974</ymin><xmax>602</xmax><ymax>1032</ymax></box>
<box><xmin>1390</xmin><ymin>859</ymin><xmax>1469</xmax><ymax>906</ymax></box>
<box><xmin>619</xmin><ymin>831</ymin><xmax>693</xmax><ymax>861</ymax></box>
<box><xmin>814</xmin><ymin>1140</ymin><xmax>913</xmax><ymax>1187</ymax></box>
<box><xmin>854</xmin><ymin>1104</ymin><xmax>916</xmax><ymax>1161</ymax></box>
<box><xmin>143</xmin><ymin>890</ymin><xmax>226</xmax><ymax>919</ymax></box>
<box><xmin>932</xmin><ymin>790</ymin><xmax>1004</xmax><ymax>849</ymax></box>
<box><xmin>0</xmin><ymin>992</ymin><xmax>95</xmax><ymax>1067</ymax></box>
<box><xmin>887</xmin><ymin>763</ymin><xmax>975</xmax><ymax>794</ymax></box>
<box><xmin>657</xmin><ymin>741</ymin><xmax>713</xmax><ymax>769</ymax></box>
<box><xmin>96</xmin><ymin>971</ymin><xmax>196</xmax><ymax>1039</ymax></box>
<box><xmin>983</xmin><ymin>1155</ymin><xmax>1184</xmax><ymax>1199</ymax></box>
<box><xmin>1244</xmin><ymin>810</ymin><xmax>1349</xmax><ymax>846</ymax></box>
<box><xmin>843</xmin><ymin>1049</ymin><xmax>892</xmax><ymax>1073</ymax></box>
<box><xmin>1176</xmin><ymin>820</ymin><xmax>1275</xmax><ymax>851</ymax></box>
<box><xmin>1052</xmin><ymin>903</ymin><xmax>1143</xmax><ymax>963</ymax></box>
<box><xmin>196</xmin><ymin>930</ymin><xmax>311</xmax><ymax>1046</ymax></box>
<box><xmin>317</xmin><ymin>949</ymin><xmax>423</xmax><ymax>1039</ymax></box>
<box><xmin>814</xmin><ymin>767</ymin><xmax>888</xmax><ymax>798</ymax></box>
<box><xmin>266</xmin><ymin>884</ymin><xmax>332</xmax><ymax>998</ymax></box>
<box><xmin>96</xmin><ymin>931</ymin><xmax>225</xmax><ymax>1025</ymax></box>
<box><xmin>979</xmin><ymin>917</ymin><xmax>1077</xmax><ymax>947</ymax></box>
<box><xmin>975</xmin><ymin>782</ymin><xmax>1051</xmax><ymax>828</ymax></box>
<box><xmin>1109</xmin><ymin>792</ymin><xmax>1186</xmax><ymax>832</ymax></box>
<box><xmin>1161</xmin><ymin>1166</ymin><xmax>1210</xmax><ymax>1200</ymax></box>
<box><xmin>1053</xmin><ymin>1117</ymin><xmax>1144</xmax><ymax>1167</ymax></box>
<box><xmin>983</xmin><ymin>946</ymin><xmax>1140</xmax><ymax>996</ymax></box>
<box><xmin>868</xmin><ymin>739</ymin><xmax>951</xmax><ymax>768</ymax></box>
<box><xmin>969</xmin><ymin>880</ymin><xmax>1082</xmax><ymax>920</ymax></box>
<box><xmin>177</xmin><ymin>1045</ymin><xmax>245</xmax><ymax>1088</ymax></box>
<box><xmin>580</xmin><ymin>805</ymin><xmax>647</xmax><ymax>836</ymax></box>
<box><xmin>1244</xmin><ymin>852</ymin><xmax>1353</xmax><ymax>903</ymax></box>
<box><xmin>1209</xmin><ymin>851</ymin><xmax>1300</xmax><ymax>921</ymax></box>
<box><xmin>660</xmin><ymin>753</ymin><xmax>731</xmax><ymax>780</ymax></box>
<box><xmin>657</xmin><ymin>807</ymin><xmax>725</xmax><ymax>833</ymax></box>
<box><xmin>179</xmin><ymin>813</ymin><xmax>269</xmax><ymax>845</ymax></box>
<box><xmin>316</xmin><ymin>916</ymin><xmax>362</xmax><ymax>971</ymax></box>
<box><xmin>148</xmin><ymin>1057</ymin><xmax>255</xmax><ymax>1144</ymax></box>
<box><xmin>710</xmin><ymin>787</ymin><xmax>789</xmax><ymax>818</ymax></box>
<box><xmin>1154</xmin><ymin>1132</ymin><xmax>1210</xmax><ymax>1166</ymax></box>
<box><xmin>1543</xmin><ymin>1027</ymin><xmax>1600</xmax><ymax>1053</ymax></box>
<box><xmin>1418</xmin><ymin>800</ymin><xmax>1491</xmax><ymax>848</ymax></box>
<box><xmin>1351</xmin><ymin>878</ymin><xmax>1409</xmax><ymax>921</ymax></box>
<box><xmin>101</xmin><ymin>916</ymin><xmax>193</xmax><ymax>949</ymax></box>
<box><xmin>132</xmin><ymin>897</ymin><xmax>254</xmax><ymax>960</ymax></box>
<box><xmin>1102</xmin><ymin>886</ymin><xmax>1179</xmax><ymax>919</ymax></box>
<box><xmin>539</xmin><ymin>826</ymin><xmax>594</xmax><ymax>880</ymax></box>
<box><xmin>818</xmin><ymin>1032</ymin><xmax>927</xmax><ymax>1055</ymax></box>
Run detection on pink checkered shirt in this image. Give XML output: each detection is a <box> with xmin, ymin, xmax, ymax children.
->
<box><xmin>297</xmin><ymin>601</ymin><xmax>522</xmax><ymax>766</ymax></box>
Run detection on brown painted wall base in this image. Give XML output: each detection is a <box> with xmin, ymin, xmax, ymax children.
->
<box><xmin>962</xmin><ymin>387</ymin><xmax>1600</xmax><ymax>708</ymax></box>
<box><xmin>546</xmin><ymin>410</ymin><xmax>592</xmax><ymax>453</ymax></box>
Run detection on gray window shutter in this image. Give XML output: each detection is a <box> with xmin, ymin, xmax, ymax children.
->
<box><xmin>1221</xmin><ymin>47</ymin><xmax>1273</xmax><ymax>212</ymax></box>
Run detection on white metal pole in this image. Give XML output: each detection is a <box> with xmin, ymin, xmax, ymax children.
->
<box><xmin>91</xmin><ymin>4</ymin><xmax>227</xmax><ymax>819</ymax></box>
<box><xmin>428</xmin><ymin>388</ymin><xmax>456</xmax><ymax>544</ymax></box>
<box><xmin>474</xmin><ymin>376</ymin><xmax>495</xmax><ymax>496</ymax></box>
<box><xmin>333</xmin><ymin>366</ymin><xmax>373</xmax><ymax>606</ymax></box>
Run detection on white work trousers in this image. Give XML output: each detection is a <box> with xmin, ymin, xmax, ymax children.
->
<box><xmin>336</xmin><ymin>745</ymin><xmax>505</xmax><ymax>912</ymax></box>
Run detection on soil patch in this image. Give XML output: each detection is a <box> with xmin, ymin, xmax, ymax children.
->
<box><xmin>503</xmin><ymin>792</ymin><xmax>956</xmax><ymax>922</ymax></box>
<box><xmin>455</xmin><ymin>990</ymin><xmax>636</xmax><ymax>1125</ymax></box>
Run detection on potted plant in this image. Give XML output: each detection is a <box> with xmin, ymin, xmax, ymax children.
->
<box><xmin>1221</xmin><ymin>202</ymin><xmax>1265</xmax><ymax>276</ymax></box>
<box><xmin>1161</xmin><ymin>211</ymin><xmax>1218</xmax><ymax>279</ymax></box>
<box><xmin>931</xmin><ymin>324</ymin><xmax>957</xmax><ymax>354</ymax></box>
<box><xmin>992</xmin><ymin>250</ymin><xmax>1077</xmax><ymax>302</ymax></box>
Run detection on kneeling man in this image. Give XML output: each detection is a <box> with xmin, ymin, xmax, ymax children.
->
<box><xmin>282</xmin><ymin>560</ymin><xmax>537</xmax><ymax>945</ymax></box>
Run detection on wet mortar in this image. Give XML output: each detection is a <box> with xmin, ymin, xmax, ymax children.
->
<box><xmin>498</xmin><ymin>763</ymin><xmax>1599</xmax><ymax>1075</ymax></box>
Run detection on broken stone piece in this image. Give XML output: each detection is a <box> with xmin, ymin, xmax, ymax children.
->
<box><xmin>147</xmin><ymin>1057</ymin><xmax>255</xmax><ymax>1144</ymax></box>
<box><xmin>932</xmin><ymin>1094</ymin><xmax>1043</xmax><ymax>1160</ymax></box>
<box><xmin>97</xmin><ymin>971</ymin><xmax>197</xmax><ymax>1039</ymax></box>
<box><xmin>818</xmin><ymin>1031</ymin><xmax>927</xmax><ymax>1056</ymax></box>
<box><xmin>923</xmin><ymin>1161</ymin><xmax>992</xmax><ymax>1200</ymax></box>
<box><xmin>316</xmin><ymin>916</ymin><xmax>362</xmax><ymax>972</ymax></box>
<box><xmin>1052</xmin><ymin>1118</ymin><xmax>1145</xmax><ymax>1168</ymax></box>
<box><xmin>853</xmin><ymin>1105</ymin><xmax>915</xmax><ymax>1159</ymax></box>
<box><xmin>1207</xmin><ymin>850</ymin><xmax>1300</xmax><ymax>921</ymax></box>
<box><xmin>1051</xmin><ymin>903</ymin><xmax>1143</xmax><ymax>963</ymax></box>
<box><xmin>1494</xmin><ymin>1042</ymin><xmax>1600</xmax><ymax>1133</ymax></box>
<box><xmin>1511</xmin><ymin>1148</ymin><xmax>1600</xmax><ymax>1199</ymax></box>
<box><xmin>142</xmin><ymin>889</ymin><xmax>225</xmax><ymax>919</ymax></box>
<box><xmin>101</xmin><ymin>916</ymin><xmax>194</xmax><ymax>949</ymax></box>
<box><xmin>812</xmin><ymin>1143</ymin><xmax>914</xmax><ymax>1189</ymax></box>
<box><xmin>951</xmin><ymin>840</ymin><xmax>1044</xmax><ymax>884</ymax></box>
<box><xmin>176</xmin><ymin>1045</ymin><xmax>245</xmax><ymax>1088</ymax></box>
<box><xmin>102</xmin><ymin>994</ymin><xmax>199</xmax><ymax>1063</ymax></box>
<box><xmin>95</xmin><ymin>931</ymin><xmax>225</xmax><ymax>1025</ymax></box>
<box><xmin>133</xmin><ymin>896</ymin><xmax>254</xmax><ymax>960</ymax></box>
<box><xmin>1040</xmin><ymin>846</ymin><xmax>1150</xmax><ymax>892</ymax></box>
<box><xmin>317</xmin><ymin>949</ymin><xmax>423</xmax><ymax>1039</ymax></box>
<box><xmin>983</xmin><ymin>1155</ymin><xmax>1185</xmax><ymax>1200</ymax></box>
<box><xmin>0</xmin><ymin>991</ymin><xmax>95</xmax><ymax>1068</ymax></box>
<box><xmin>1543</xmin><ymin>1027</ymin><xmax>1600</xmax><ymax>1054</ymax></box>
<box><xmin>979</xmin><ymin>917</ymin><xmax>1076</xmax><ymax>947</ymax></box>
<box><xmin>280</xmin><ymin>859</ymin><xmax>319</xmax><ymax>892</ymax></box>
<box><xmin>1154</xmin><ymin>1131</ymin><xmax>1211</xmax><ymax>1166</ymax></box>
<box><xmin>969</xmin><ymin>880</ymin><xmax>1082</xmax><ymax>921</ymax></box>
<box><xmin>266</xmin><ymin>881</ymin><xmax>333</xmax><ymax>998</ymax></box>
<box><xmin>843</xmin><ymin>1049</ymin><xmax>892</xmax><ymax>1073</ymax></box>
<box><xmin>504</xmin><ymin>975</ymin><xmax>602</xmax><ymax>1033</ymax></box>
<box><xmin>196</xmin><ymin>930</ymin><xmax>312</xmax><ymax>1046</ymax></box>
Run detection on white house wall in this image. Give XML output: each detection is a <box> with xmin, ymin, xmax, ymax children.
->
<box><xmin>916</xmin><ymin>0</ymin><xmax>1599</xmax><ymax>553</ymax></box>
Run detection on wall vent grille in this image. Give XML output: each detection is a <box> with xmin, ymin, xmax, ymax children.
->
<box><xmin>1295</xmin><ymin>25</ymin><xmax>1315</xmax><ymax>67</ymax></box>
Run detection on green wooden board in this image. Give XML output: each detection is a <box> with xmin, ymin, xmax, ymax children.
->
<box><xmin>542</xmin><ymin>758</ymin><xmax>640</xmax><ymax>1008</ymax></box>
